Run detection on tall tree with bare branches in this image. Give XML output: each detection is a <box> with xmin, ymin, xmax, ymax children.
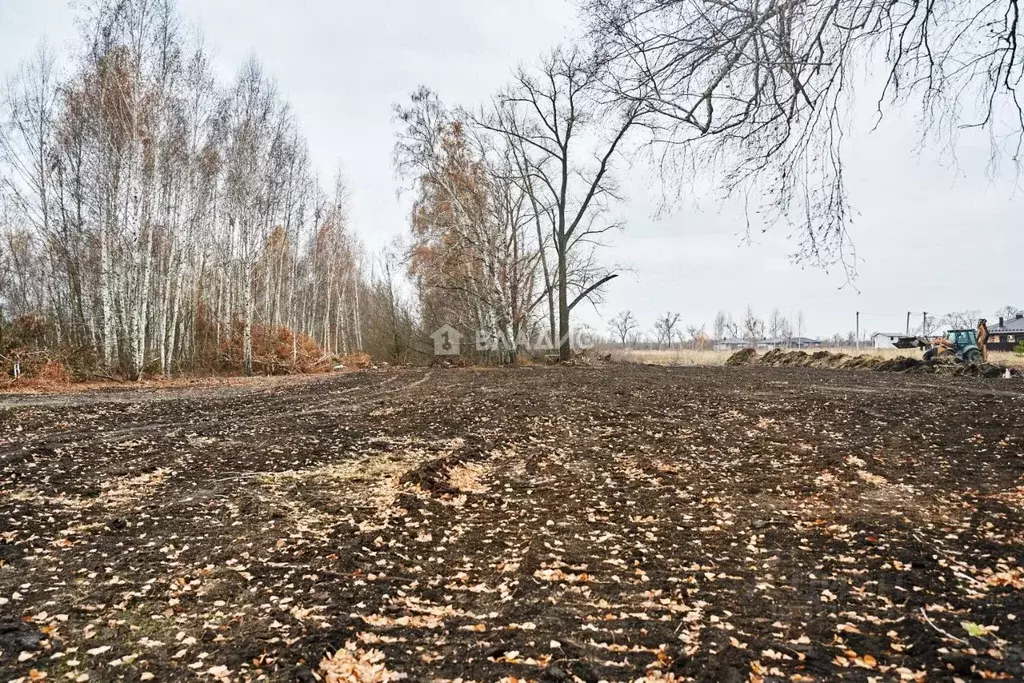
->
<box><xmin>482</xmin><ymin>46</ymin><xmax>647</xmax><ymax>361</ymax></box>
<box><xmin>585</xmin><ymin>0</ymin><xmax>1024</xmax><ymax>273</ymax></box>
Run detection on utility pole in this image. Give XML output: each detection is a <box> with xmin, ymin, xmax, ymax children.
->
<box><xmin>856</xmin><ymin>311</ymin><xmax>860</xmax><ymax>350</ymax></box>
<box><xmin>922</xmin><ymin>312</ymin><xmax>928</xmax><ymax>337</ymax></box>
<box><xmin>906</xmin><ymin>311</ymin><xmax>911</xmax><ymax>336</ymax></box>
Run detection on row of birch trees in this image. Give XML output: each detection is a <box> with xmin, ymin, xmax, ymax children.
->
<box><xmin>0</xmin><ymin>0</ymin><xmax>364</xmax><ymax>378</ymax></box>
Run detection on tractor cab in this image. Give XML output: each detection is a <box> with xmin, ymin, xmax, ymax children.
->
<box><xmin>945</xmin><ymin>329</ymin><xmax>979</xmax><ymax>351</ymax></box>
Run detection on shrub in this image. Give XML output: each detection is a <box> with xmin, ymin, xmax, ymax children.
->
<box><xmin>216</xmin><ymin>321</ymin><xmax>326</xmax><ymax>375</ymax></box>
<box><xmin>1</xmin><ymin>348</ymin><xmax>94</xmax><ymax>382</ymax></box>
<box><xmin>1014</xmin><ymin>340</ymin><xmax>1024</xmax><ymax>356</ymax></box>
<box><xmin>335</xmin><ymin>352</ymin><xmax>373</xmax><ymax>369</ymax></box>
<box><xmin>35</xmin><ymin>359</ymin><xmax>73</xmax><ymax>384</ymax></box>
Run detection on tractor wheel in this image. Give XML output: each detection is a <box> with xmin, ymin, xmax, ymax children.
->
<box><xmin>963</xmin><ymin>348</ymin><xmax>982</xmax><ymax>364</ymax></box>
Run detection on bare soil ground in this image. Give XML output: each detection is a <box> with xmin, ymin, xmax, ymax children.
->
<box><xmin>1</xmin><ymin>366</ymin><xmax>1022</xmax><ymax>682</ymax></box>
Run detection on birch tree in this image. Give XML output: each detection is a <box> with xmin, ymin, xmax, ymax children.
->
<box><xmin>0</xmin><ymin>0</ymin><xmax>368</xmax><ymax>380</ymax></box>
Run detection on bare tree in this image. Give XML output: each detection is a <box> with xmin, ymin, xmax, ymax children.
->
<box><xmin>608</xmin><ymin>309</ymin><xmax>638</xmax><ymax>348</ymax></box>
<box><xmin>586</xmin><ymin>0</ymin><xmax>1024</xmax><ymax>273</ymax></box>
<box><xmin>941</xmin><ymin>310</ymin><xmax>984</xmax><ymax>331</ymax></box>
<box><xmin>221</xmin><ymin>58</ymin><xmax>282</xmax><ymax>376</ymax></box>
<box><xmin>779</xmin><ymin>317</ymin><xmax>794</xmax><ymax>345</ymax></box>
<box><xmin>685</xmin><ymin>323</ymin><xmax>708</xmax><ymax>349</ymax></box>
<box><xmin>654</xmin><ymin>311</ymin><xmax>681</xmax><ymax>348</ymax></box>
<box><xmin>0</xmin><ymin>42</ymin><xmax>58</xmax><ymax>254</ymax></box>
<box><xmin>482</xmin><ymin>46</ymin><xmax>647</xmax><ymax>361</ymax></box>
<box><xmin>713</xmin><ymin>311</ymin><xmax>728</xmax><ymax>341</ymax></box>
<box><xmin>995</xmin><ymin>305</ymin><xmax>1022</xmax><ymax>319</ymax></box>
<box><xmin>725</xmin><ymin>314</ymin><xmax>740</xmax><ymax>339</ymax></box>
<box><xmin>742</xmin><ymin>306</ymin><xmax>764</xmax><ymax>342</ymax></box>
<box><xmin>363</xmin><ymin>246</ymin><xmax>416</xmax><ymax>363</ymax></box>
<box><xmin>768</xmin><ymin>309</ymin><xmax>788</xmax><ymax>341</ymax></box>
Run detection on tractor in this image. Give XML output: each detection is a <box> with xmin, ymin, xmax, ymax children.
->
<box><xmin>922</xmin><ymin>327</ymin><xmax>985</xmax><ymax>364</ymax></box>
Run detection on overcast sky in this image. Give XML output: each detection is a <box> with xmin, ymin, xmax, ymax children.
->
<box><xmin>2</xmin><ymin>0</ymin><xmax>1021</xmax><ymax>339</ymax></box>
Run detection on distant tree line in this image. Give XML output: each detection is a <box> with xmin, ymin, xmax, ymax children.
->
<box><xmin>604</xmin><ymin>307</ymin><xmax>807</xmax><ymax>349</ymax></box>
<box><xmin>601</xmin><ymin>306</ymin><xmax>1023</xmax><ymax>351</ymax></box>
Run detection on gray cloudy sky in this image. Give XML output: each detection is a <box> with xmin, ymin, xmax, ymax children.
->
<box><xmin>2</xmin><ymin>0</ymin><xmax>1021</xmax><ymax>339</ymax></box>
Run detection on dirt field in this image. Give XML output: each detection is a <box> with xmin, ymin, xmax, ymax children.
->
<box><xmin>1</xmin><ymin>366</ymin><xmax>1022</xmax><ymax>682</ymax></box>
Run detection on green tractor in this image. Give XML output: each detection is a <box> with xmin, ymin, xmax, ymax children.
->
<box><xmin>922</xmin><ymin>329</ymin><xmax>984</xmax><ymax>364</ymax></box>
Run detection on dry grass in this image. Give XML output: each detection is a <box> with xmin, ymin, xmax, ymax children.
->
<box><xmin>989</xmin><ymin>351</ymin><xmax>1024</xmax><ymax>368</ymax></box>
<box><xmin>611</xmin><ymin>349</ymin><xmax>731</xmax><ymax>366</ymax></box>
<box><xmin>614</xmin><ymin>347</ymin><xmax>1024</xmax><ymax>368</ymax></box>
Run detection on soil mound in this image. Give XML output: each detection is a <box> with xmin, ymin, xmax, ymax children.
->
<box><xmin>727</xmin><ymin>348</ymin><xmax>1020</xmax><ymax>378</ymax></box>
<box><xmin>724</xmin><ymin>348</ymin><xmax>757</xmax><ymax>366</ymax></box>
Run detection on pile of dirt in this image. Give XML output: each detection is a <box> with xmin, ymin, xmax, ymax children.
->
<box><xmin>727</xmin><ymin>348</ymin><xmax>1020</xmax><ymax>378</ymax></box>
<box><xmin>724</xmin><ymin>348</ymin><xmax>758</xmax><ymax>366</ymax></box>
